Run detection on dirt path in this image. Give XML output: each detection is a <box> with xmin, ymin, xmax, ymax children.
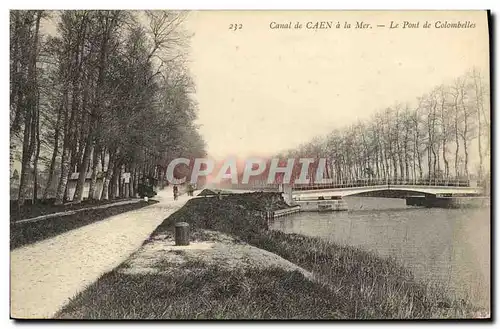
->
<box><xmin>10</xmin><ymin>187</ymin><xmax>194</xmax><ymax>319</ymax></box>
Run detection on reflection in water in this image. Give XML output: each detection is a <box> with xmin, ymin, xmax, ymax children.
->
<box><xmin>271</xmin><ymin>197</ymin><xmax>490</xmax><ymax>309</ymax></box>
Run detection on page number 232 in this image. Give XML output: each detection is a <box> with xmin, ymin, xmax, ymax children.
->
<box><xmin>229</xmin><ymin>23</ymin><xmax>243</xmax><ymax>31</ymax></box>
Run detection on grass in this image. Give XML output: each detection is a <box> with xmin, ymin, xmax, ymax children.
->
<box><xmin>55</xmin><ymin>192</ymin><xmax>484</xmax><ymax>319</ymax></box>
<box><xmin>149</xmin><ymin>192</ymin><xmax>288</xmax><ymax>241</ymax></box>
<box><xmin>11</xmin><ymin>200</ymin><xmax>158</xmax><ymax>250</ymax></box>
<box><xmin>56</xmin><ymin>261</ymin><xmax>344</xmax><ymax>319</ymax></box>
<box><xmin>151</xmin><ymin>193</ymin><xmax>480</xmax><ymax>319</ymax></box>
<box><xmin>10</xmin><ymin>197</ymin><xmax>135</xmax><ymax>222</ymax></box>
<box><xmin>248</xmin><ymin>231</ymin><xmax>476</xmax><ymax>318</ymax></box>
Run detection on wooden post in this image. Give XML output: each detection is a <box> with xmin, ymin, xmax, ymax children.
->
<box><xmin>175</xmin><ymin>222</ymin><xmax>190</xmax><ymax>246</ymax></box>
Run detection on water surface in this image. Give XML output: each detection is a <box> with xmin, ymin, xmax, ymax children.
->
<box><xmin>270</xmin><ymin>197</ymin><xmax>490</xmax><ymax>309</ymax></box>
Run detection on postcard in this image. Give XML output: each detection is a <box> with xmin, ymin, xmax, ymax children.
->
<box><xmin>10</xmin><ymin>10</ymin><xmax>490</xmax><ymax>320</ymax></box>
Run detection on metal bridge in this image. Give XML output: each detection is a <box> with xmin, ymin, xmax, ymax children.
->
<box><xmin>291</xmin><ymin>179</ymin><xmax>483</xmax><ymax>200</ymax></box>
<box><xmin>215</xmin><ymin>179</ymin><xmax>483</xmax><ymax>198</ymax></box>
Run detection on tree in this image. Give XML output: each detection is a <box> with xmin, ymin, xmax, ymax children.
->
<box><xmin>14</xmin><ymin>10</ymin><xmax>43</xmax><ymax>206</ymax></box>
<box><xmin>280</xmin><ymin>68</ymin><xmax>489</xmax><ymax>187</ymax></box>
<box><xmin>10</xmin><ymin>10</ymin><xmax>206</xmax><ymax>206</ymax></box>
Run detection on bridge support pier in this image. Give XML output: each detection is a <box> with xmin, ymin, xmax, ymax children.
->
<box><xmin>282</xmin><ymin>184</ymin><xmax>293</xmax><ymax>205</ymax></box>
<box><xmin>406</xmin><ymin>196</ymin><xmax>488</xmax><ymax>208</ymax></box>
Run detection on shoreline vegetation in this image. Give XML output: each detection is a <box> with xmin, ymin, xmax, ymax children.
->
<box><xmin>56</xmin><ymin>191</ymin><xmax>486</xmax><ymax>319</ymax></box>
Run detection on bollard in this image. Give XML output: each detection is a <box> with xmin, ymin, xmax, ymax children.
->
<box><xmin>175</xmin><ymin>222</ymin><xmax>190</xmax><ymax>246</ymax></box>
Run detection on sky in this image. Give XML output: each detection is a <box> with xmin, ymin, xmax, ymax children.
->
<box><xmin>185</xmin><ymin>10</ymin><xmax>489</xmax><ymax>160</ymax></box>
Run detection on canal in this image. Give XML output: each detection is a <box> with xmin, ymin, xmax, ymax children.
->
<box><xmin>270</xmin><ymin>197</ymin><xmax>490</xmax><ymax>310</ymax></box>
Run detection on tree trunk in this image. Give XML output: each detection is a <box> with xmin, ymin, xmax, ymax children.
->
<box><xmin>88</xmin><ymin>144</ymin><xmax>100</xmax><ymax>200</ymax></box>
<box><xmin>54</xmin><ymin>83</ymin><xmax>73</xmax><ymax>205</ymax></box>
<box><xmin>463</xmin><ymin>137</ymin><xmax>469</xmax><ymax>178</ymax></box>
<box><xmin>477</xmin><ymin>104</ymin><xmax>483</xmax><ymax>181</ymax></box>
<box><xmin>442</xmin><ymin>142</ymin><xmax>449</xmax><ymax>178</ymax></box>
<box><xmin>18</xmin><ymin>112</ymin><xmax>33</xmax><ymax>205</ymax></box>
<box><xmin>134</xmin><ymin>168</ymin><xmax>140</xmax><ymax>197</ymax></box>
<box><xmin>403</xmin><ymin>126</ymin><xmax>410</xmax><ymax>181</ymax></box>
<box><xmin>32</xmin><ymin>86</ymin><xmax>41</xmax><ymax>203</ymax></box>
<box><xmin>55</xmin><ymin>88</ymin><xmax>78</xmax><ymax>205</ymax></box>
<box><xmin>111</xmin><ymin>164</ymin><xmax>120</xmax><ymax>199</ymax></box>
<box><xmin>129</xmin><ymin>167</ymin><xmax>135</xmax><ymax>198</ymax></box>
<box><xmin>73</xmin><ymin>81</ymin><xmax>94</xmax><ymax>203</ymax></box>
<box><xmin>118</xmin><ymin>165</ymin><xmax>124</xmax><ymax>198</ymax></box>
<box><xmin>437</xmin><ymin>144</ymin><xmax>441</xmax><ymax>177</ymax></box>
<box><xmin>54</xmin><ymin>12</ymin><xmax>87</xmax><ymax>205</ymax></box>
<box><xmin>454</xmin><ymin>100</ymin><xmax>460</xmax><ymax>178</ymax></box>
<box><xmin>412</xmin><ymin>149</ymin><xmax>417</xmax><ymax>182</ymax></box>
<box><xmin>473</xmin><ymin>70</ymin><xmax>484</xmax><ymax>180</ymax></box>
<box><xmin>460</xmin><ymin>90</ymin><xmax>469</xmax><ymax>179</ymax></box>
<box><xmin>391</xmin><ymin>155</ymin><xmax>398</xmax><ymax>181</ymax></box>
<box><xmin>43</xmin><ymin>104</ymin><xmax>63</xmax><ymax>199</ymax></box>
<box><xmin>73</xmin><ymin>137</ymin><xmax>93</xmax><ymax>203</ymax></box>
<box><xmin>10</xmin><ymin>11</ymin><xmax>27</xmax><ymax>136</ymax></box>
<box><xmin>17</xmin><ymin>12</ymin><xmax>42</xmax><ymax>206</ymax></box>
<box><xmin>81</xmin><ymin>12</ymin><xmax>117</xmax><ymax>200</ymax></box>
<box><xmin>55</xmin><ymin>145</ymin><xmax>72</xmax><ymax>205</ymax></box>
<box><xmin>100</xmin><ymin>147</ymin><xmax>106</xmax><ymax>172</ymax></box>
<box><xmin>432</xmin><ymin>145</ymin><xmax>437</xmax><ymax>179</ymax></box>
<box><xmin>101</xmin><ymin>150</ymin><xmax>115</xmax><ymax>201</ymax></box>
<box><xmin>412</xmin><ymin>115</ymin><xmax>423</xmax><ymax>180</ymax></box>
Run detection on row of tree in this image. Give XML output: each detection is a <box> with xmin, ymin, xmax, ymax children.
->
<box><xmin>10</xmin><ymin>10</ymin><xmax>206</xmax><ymax>205</ymax></box>
<box><xmin>279</xmin><ymin>69</ymin><xmax>490</xmax><ymax>185</ymax></box>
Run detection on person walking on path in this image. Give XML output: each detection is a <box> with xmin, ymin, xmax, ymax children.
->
<box><xmin>187</xmin><ymin>184</ymin><xmax>194</xmax><ymax>196</ymax></box>
<box><xmin>173</xmin><ymin>185</ymin><xmax>179</xmax><ymax>200</ymax></box>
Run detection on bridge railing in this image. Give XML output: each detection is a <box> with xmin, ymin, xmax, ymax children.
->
<box><xmin>291</xmin><ymin>178</ymin><xmax>474</xmax><ymax>191</ymax></box>
<box><xmin>212</xmin><ymin>178</ymin><xmax>477</xmax><ymax>192</ymax></box>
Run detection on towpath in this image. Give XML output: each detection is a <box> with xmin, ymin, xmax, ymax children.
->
<box><xmin>10</xmin><ymin>187</ymin><xmax>195</xmax><ymax>319</ymax></box>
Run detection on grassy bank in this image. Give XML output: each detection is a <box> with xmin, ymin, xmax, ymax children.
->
<box><xmin>152</xmin><ymin>194</ymin><xmax>480</xmax><ymax>318</ymax></box>
<box><xmin>58</xmin><ymin>260</ymin><xmax>345</xmax><ymax>319</ymax></box>
<box><xmin>10</xmin><ymin>197</ymin><xmax>137</xmax><ymax>222</ymax></box>
<box><xmin>56</xmin><ymin>192</ymin><xmax>484</xmax><ymax>319</ymax></box>
<box><xmin>11</xmin><ymin>200</ymin><xmax>158</xmax><ymax>250</ymax></box>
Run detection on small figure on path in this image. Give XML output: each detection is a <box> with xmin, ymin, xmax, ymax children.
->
<box><xmin>173</xmin><ymin>185</ymin><xmax>179</xmax><ymax>200</ymax></box>
<box><xmin>187</xmin><ymin>184</ymin><xmax>194</xmax><ymax>196</ymax></box>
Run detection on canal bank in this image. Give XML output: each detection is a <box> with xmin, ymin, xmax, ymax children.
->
<box><xmin>55</xmin><ymin>191</ymin><xmax>486</xmax><ymax>319</ymax></box>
